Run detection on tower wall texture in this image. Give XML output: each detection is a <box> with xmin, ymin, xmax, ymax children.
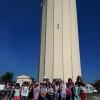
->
<box><xmin>39</xmin><ymin>0</ymin><xmax>81</xmax><ymax>82</ymax></box>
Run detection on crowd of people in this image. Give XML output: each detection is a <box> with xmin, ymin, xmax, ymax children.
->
<box><xmin>0</xmin><ymin>76</ymin><xmax>87</xmax><ymax>100</ymax></box>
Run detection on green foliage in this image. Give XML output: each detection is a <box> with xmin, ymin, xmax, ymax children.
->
<box><xmin>30</xmin><ymin>76</ymin><xmax>35</xmax><ymax>82</ymax></box>
<box><xmin>94</xmin><ymin>79</ymin><xmax>100</xmax><ymax>92</ymax></box>
<box><xmin>0</xmin><ymin>71</ymin><xmax>14</xmax><ymax>83</ymax></box>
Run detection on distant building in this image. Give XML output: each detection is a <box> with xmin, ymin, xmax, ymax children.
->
<box><xmin>16</xmin><ymin>75</ymin><xmax>32</xmax><ymax>86</ymax></box>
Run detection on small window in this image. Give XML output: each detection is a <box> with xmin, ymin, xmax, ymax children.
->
<box><xmin>57</xmin><ymin>24</ymin><xmax>59</xmax><ymax>29</ymax></box>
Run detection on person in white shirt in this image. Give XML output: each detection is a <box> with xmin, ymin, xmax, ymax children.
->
<box><xmin>21</xmin><ymin>83</ymin><xmax>29</xmax><ymax>100</ymax></box>
<box><xmin>48</xmin><ymin>84</ymin><xmax>54</xmax><ymax>100</ymax></box>
<box><xmin>55</xmin><ymin>84</ymin><xmax>60</xmax><ymax>100</ymax></box>
<box><xmin>61</xmin><ymin>83</ymin><xmax>66</xmax><ymax>100</ymax></box>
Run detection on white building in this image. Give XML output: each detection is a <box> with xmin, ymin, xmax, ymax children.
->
<box><xmin>16</xmin><ymin>75</ymin><xmax>32</xmax><ymax>86</ymax></box>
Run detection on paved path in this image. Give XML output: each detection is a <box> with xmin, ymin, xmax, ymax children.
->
<box><xmin>92</xmin><ymin>96</ymin><xmax>100</xmax><ymax>100</ymax></box>
<box><xmin>86</xmin><ymin>96</ymin><xmax>100</xmax><ymax>100</ymax></box>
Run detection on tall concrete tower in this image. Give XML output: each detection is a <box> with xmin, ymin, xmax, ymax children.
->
<box><xmin>39</xmin><ymin>0</ymin><xmax>81</xmax><ymax>82</ymax></box>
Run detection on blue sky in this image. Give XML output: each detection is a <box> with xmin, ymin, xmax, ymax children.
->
<box><xmin>0</xmin><ymin>0</ymin><xmax>100</xmax><ymax>82</ymax></box>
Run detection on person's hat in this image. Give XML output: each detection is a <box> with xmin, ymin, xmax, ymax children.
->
<box><xmin>35</xmin><ymin>82</ymin><xmax>38</xmax><ymax>84</ymax></box>
<box><xmin>43</xmin><ymin>81</ymin><xmax>46</xmax><ymax>84</ymax></box>
<box><xmin>43</xmin><ymin>76</ymin><xmax>47</xmax><ymax>79</ymax></box>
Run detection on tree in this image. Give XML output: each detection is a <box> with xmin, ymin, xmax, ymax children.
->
<box><xmin>30</xmin><ymin>76</ymin><xmax>35</xmax><ymax>82</ymax></box>
<box><xmin>1</xmin><ymin>72</ymin><xmax>14</xmax><ymax>83</ymax></box>
<box><xmin>94</xmin><ymin>79</ymin><xmax>100</xmax><ymax>92</ymax></box>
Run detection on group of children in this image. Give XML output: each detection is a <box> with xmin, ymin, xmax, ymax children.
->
<box><xmin>2</xmin><ymin>76</ymin><xmax>87</xmax><ymax>100</ymax></box>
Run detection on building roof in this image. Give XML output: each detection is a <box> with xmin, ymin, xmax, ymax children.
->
<box><xmin>17</xmin><ymin>74</ymin><xmax>31</xmax><ymax>79</ymax></box>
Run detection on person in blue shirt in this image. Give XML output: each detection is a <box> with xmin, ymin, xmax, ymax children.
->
<box><xmin>73</xmin><ymin>82</ymin><xmax>80</xmax><ymax>100</ymax></box>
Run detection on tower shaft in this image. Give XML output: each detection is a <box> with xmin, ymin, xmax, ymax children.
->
<box><xmin>39</xmin><ymin>0</ymin><xmax>81</xmax><ymax>82</ymax></box>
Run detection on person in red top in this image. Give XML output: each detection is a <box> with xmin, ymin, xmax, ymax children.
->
<box><xmin>66</xmin><ymin>85</ymin><xmax>72</xmax><ymax>100</ymax></box>
<box><xmin>80</xmin><ymin>82</ymin><xmax>87</xmax><ymax>100</ymax></box>
<box><xmin>66</xmin><ymin>78</ymin><xmax>74</xmax><ymax>100</ymax></box>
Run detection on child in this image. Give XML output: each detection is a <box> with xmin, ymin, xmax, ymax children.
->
<box><xmin>66</xmin><ymin>85</ymin><xmax>72</xmax><ymax>100</ymax></box>
<box><xmin>80</xmin><ymin>82</ymin><xmax>87</xmax><ymax>100</ymax></box>
<box><xmin>21</xmin><ymin>83</ymin><xmax>29</xmax><ymax>100</ymax></box>
<box><xmin>61</xmin><ymin>84</ymin><xmax>66</xmax><ymax>100</ymax></box>
<box><xmin>13</xmin><ymin>83</ymin><xmax>20</xmax><ymax>100</ymax></box>
<box><xmin>39</xmin><ymin>82</ymin><xmax>47</xmax><ymax>100</ymax></box>
<box><xmin>34</xmin><ymin>82</ymin><xmax>40</xmax><ymax>100</ymax></box>
<box><xmin>73</xmin><ymin>82</ymin><xmax>80</xmax><ymax>100</ymax></box>
<box><xmin>28</xmin><ymin>84</ymin><xmax>34</xmax><ymax>100</ymax></box>
<box><xmin>48</xmin><ymin>84</ymin><xmax>54</xmax><ymax>100</ymax></box>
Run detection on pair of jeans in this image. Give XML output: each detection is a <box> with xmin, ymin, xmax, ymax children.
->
<box><xmin>0</xmin><ymin>96</ymin><xmax>3</xmax><ymax>100</ymax></box>
<box><xmin>39</xmin><ymin>95</ymin><xmax>46</xmax><ymax>100</ymax></box>
<box><xmin>21</xmin><ymin>96</ymin><xmax>28</xmax><ymax>100</ymax></box>
<box><xmin>66</xmin><ymin>95</ymin><xmax>70</xmax><ymax>100</ymax></box>
<box><xmin>43</xmin><ymin>96</ymin><xmax>46</xmax><ymax>100</ymax></box>
<box><xmin>55</xmin><ymin>93</ymin><xmax>59</xmax><ymax>100</ymax></box>
<box><xmin>74</xmin><ymin>96</ymin><xmax>79</xmax><ymax>100</ymax></box>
